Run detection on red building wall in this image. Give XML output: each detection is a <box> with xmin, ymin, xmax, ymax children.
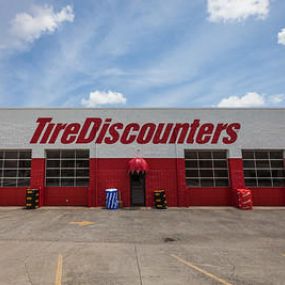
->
<box><xmin>0</xmin><ymin>188</ymin><xmax>26</xmax><ymax>206</ymax></box>
<box><xmin>44</xmin><ymin>187</ymin><xmax>88</xmax><ymax>206</ymax></box>
<box><xmin>30</xmin><ymin>158</ymin><xmax>45</xmax><ymax>206</ymax></box>
<box><xmin>0</xmin><ymin>157</ymin><xmax>284</xmax><ymax>207</ymax></box>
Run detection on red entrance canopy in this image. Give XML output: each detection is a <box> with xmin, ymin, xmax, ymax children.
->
<box><xmin>128</xmin><ymin>157</ymin><xmax>149</xmax><ymax>174</ymax></box>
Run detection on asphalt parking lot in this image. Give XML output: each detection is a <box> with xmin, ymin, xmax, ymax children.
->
<box><xmin>0</xmin><ymin>207</ymin><xmax>284</xmax><ymax>285</ymax></box>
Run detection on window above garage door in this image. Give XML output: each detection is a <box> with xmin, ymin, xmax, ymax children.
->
<box><xmin>184</xmin><ymin>150</ymin><xmax>229</xmax><ymax>187</ymax></box>
<box><xmin>0</xmin><ymin>150</ymin><xmax>31</xmax><ymax>187</ymax></box>
<box><xmin>242</xmin><ymin>150</ymin><xmax>285</xmax><ymax>187</ymax></box>
<box><xmin>45</xmin><ymin>149</ymin><xmax>89</xmax><ymax>187</ymax></box>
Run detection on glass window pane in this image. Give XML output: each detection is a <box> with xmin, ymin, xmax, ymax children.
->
<box><xmin>213</xmin><ymin>151</ymin><xmax>226</xmax><ymax>159</ymax></box>
<box><xmin>4</xmin><ymin>170</ymin><xmax>17</xmax><ymax>177</ymax></box>
<box><xmin>3</xmin><ymin>178</ymin><xmax>16</xmax><ymax>187</ymax></box>
<box><xmin>244</xmin><ymin>169</ymin><xmax>256</xmax><ymax>178</ymax></box>
<box><xmin>245</xmin><ymin>179</ymin><xmax>257</xmax><ymax>187</ymax></box>
<box><xmin>5</xmin><ymin>151</ymin><xmax>18</xmax><ymax>159</ymax></box>
<box><xmin>186</xmin><ymin>169</ymin><xmax>199</xmax><ymax>178</ymax></box>
<box><xmin>46</xmin><ymin>169</ymin><xmax>60</xmax><ymax>177</ymax></box>
<box><xmin>185</xmin><ymin>160</ymin><xmax>198</xmax><ymax>168</ymax></box>
<box><xmin>19</xmin><ymin>151</ymin><xmax>31</xmax><ymax>159</ymax></box>
<box><xmin>214</xmin><ymin>169</ymin><xmax>228</xmax><ymax>178</ymax></box>
<box><xmin>4</xmin><ymin>160</ymin><xmax>17</xmax><ymax>168</ymax></box>
<box><xmin>273</xmin><ymin>179</ymin><xmax>285</xmax><ymax>187</ymax></box>
<box><xmin>46</xmin><ymin>178</ymin><xmax>60</xmax><ymax>186</ymax></box>
<box><xmin>18</xmin><ymin>170</ymin><xmax>31</xmax><ymax>178</ymax></box>
<box><xmin>46</xmin><ymin>150</ymin><xmax>60</xmax><ymax>159</ymax></box>
<box><xmin>214</xmin><ymin>160</ymin><xmax>227</xmax><ymax>168</ymax></box>
<box><xmin>272</xmin><ymin>169</ymin><xmax>285</xmax><ymax>178</ymax></box>
<box><xmin>200</xmin><ymin>179</ymin><xmax>214</xmax><ymax>187</ymax></box>
<box><xmin>255</xmin><ymin>151</ymin><xmax>269</xmax><ymax>159</ymax></box>
<box><xmin>215</xmin><ymin>179</ymin><xmax>228</xmax><ymax>186</ymax></box>
<box><xmin>19</xmin><ymin>160</ymin><xmax>31</xmax><ymax>168</ymax></box>
<box><xmin>199</xmin><ymin>160</ymin><xmax>212</xmax><ymax>168</ymax></box>
<box><xmin>76</xmin><ymin>160</ymin><xmax>89</xmax><ymax>168</ymax></box>
<box><xmin>243</xmin><ymin>160</ymin><xmax>255</xmax><ymax>168</ymax></box>
<box><xmin>200</xmin><ymin>169</ymin><xmax>213</xmax><ymax>178</ymax></box>
<box><xmin>271</xmin><ymin>160</ymin><xmax>284</xmax><ymax>168</ymax></box>
<box><xmin>198</xmin><ymin>152</ymin><xmax>212</xmax><ymax>159</ymax></box>
<box><xmin>270</xmin><ymin>151</ymin><xmax>283</xmax><ymax>159</ymax></box>
<box><xmin>76</xmin><ymin>178</ymin><xmax>89</xmax><ymax>186</ymax></box>
<box><xmin>185</xmin><ymin>151</ymin><xmax>197</xmax><ymax>159</ymax></box>
<box><xmin>186</xmin><ymin>179</ymin><xmax>199</xmax><ymax>187</ymax></box>
<box><xmin>76</xmin><ymin>150</ymin><xmax>89</xmax><ymax>159</ymax></box>
<box><xmin>61</xmin><ymin>178</ymin><xmax>75</xmax><ymax>186</ymax></box>
<box><xmin>257</xmin><ymin>178</ymin><xmax>272</xmax><ymax>187</ymax></box>
<box><xmin>17</xmin><ymin>179</ymin><xmax>30</xmax><ymax>186</ymax></box>
<box><xmin>256</xmin><ymin>160</ymin><xmax>270</xmax><ymax>168</ymax></box>
<box><xmin>257</xmin><ymin>170</ymin><xmax>271</xmax><ymax>178</ymax></box>
<box><xmin>61</xmin><ymin>169</ymin><xmax>75</xmax><ymax>177</ymax></box>
<box><xmin>46</xmin><ymin>160</ymin><xmax>60</xmax><ymax>168</ymax></box>
<box><xmin>61</xmin><ymin>160</ymin><xmax>75</xmax><ymax>168</ymax></box>
<box><xmin>242</xmin><ymin>151</ymin><xmax>254</xmax><ymax>159</ymax></box>
<box><xmin>76</xmin><ymin>169</ymin><xmax>89</xmax><ymax>177</ymax></box>
<box><xmin>61</xmin><ymin>150</ymin><xmax>75</xmax><ymax>159</ymax></box>
<box><xmin>0</xmin><ymin>160</ymin><xmax>3</xmax><ymax>169</ymax></box>
<box><xmin>0</xmin><ymin>152</ymin><xmax>4</xmax><ymax>159</ymax></box>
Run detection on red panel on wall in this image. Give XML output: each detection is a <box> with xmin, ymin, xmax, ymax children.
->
<box><xmin>228</xmin><ymin>158</ymin><xmax>245</xmax><ymax>189</ymax></box>
<box><xmin>250</xmin><ymin>188</ymin><xmax>285</xmax><ymax>206</ymax></box>
<box><xmin>88</xmin><ymin>158</ymin><xmax>96</xmax><ymax>207</ymax></box>
<box><xmin>176</xmin><ymin>158</ymin><xmax>187</xmax><ymax>207</ymax></box>
<box><xmin>95</xmin><ymin>158</ymin><xmax>130</xmax><ymax>207</ymax></box>
<box><xmin>187</xmin><ymin>187</ymin><xmax>232</xmax><ymax>206</ymax></box>
<box><xmin>30</xmin><ymin>158</ymin><xmax>45</xmax><ymax>206</ymax></box>
<box><xmin>0</xmin><ymin>188</ymin><xmax>26</xmax><ymax>206</ymax></box>
<box><xmin>44</xmin><ymin>187</ymin><xmax>88</xmax><ymax>206</ymax></box>
<box><xmin>95</xmin><ymin>158</ymin><xmax>180</xmax><ymax>207</ymax></box>
<box><xmin>146</xmin><ymin>158</ymin><xmax>179</xmax><ymax>207</ymax></box>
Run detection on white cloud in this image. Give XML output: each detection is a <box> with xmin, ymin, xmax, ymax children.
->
<box><xmin>268</xmin><ymin>94</ymin><xmax>285</xmax><ymax>104</ymax></box>
<box><xmin>7</xmin><ymin>5</ymin><xmax>74</xmax><ymax>48</ymax></box>
<box><xmin>207</xmin><ymin>0</ymin><xmax>270</xmax><ymax>22</ymax></box>
<box><xmin>277</xmin><ymin>28</ymin><xmax>285</xmax><ymax>45</ymax></box>
<box><xmin>217</xmin><ymin>92</ymin><xmax>265</xmax><ymax>107</ymax></box>
<box><xmin>81</xmin><ymin>90</ymin><xmax>127</xmax><ymax>107</ymax></box>
<box><xmin>217</xmin><ymin>92</ymin><xmax>284</xmax><ymax>107</ymax></box>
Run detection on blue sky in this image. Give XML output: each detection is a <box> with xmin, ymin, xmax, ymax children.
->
<box><xmin>0</xmin><ymin>0</ymin><xmax>284</xmax><ymax>108</ymax></box>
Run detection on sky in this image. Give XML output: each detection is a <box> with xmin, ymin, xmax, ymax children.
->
<box><xmin>0</xmin><ymin>0</ymin><xmax>284</xmax><ymax>108</ymax></box>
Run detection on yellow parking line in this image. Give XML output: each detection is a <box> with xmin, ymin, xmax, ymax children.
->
<box><xmin>171</xmin><ymin>254</ymin><xmax>233</xmax><ymax>285</ymax></box>
<box><xmin>55</xmin><ymin>254</ymin><xmax>63</xmax><ymax>285</ymax></box>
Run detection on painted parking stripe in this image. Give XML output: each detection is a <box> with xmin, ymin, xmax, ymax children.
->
<box><xmin>70</xmin><ymin>221</ymin><xmax>95</xmax><ymax>226</ymax></box>
<box><xmin>171</xmin><ymin>254</ymin><xmax>233</xmax><ymax>285</ymax></box>
<box><xmin>55</xmin><ymin>254</ymin><xmax>63</xmax><ymax>285</ymax></box>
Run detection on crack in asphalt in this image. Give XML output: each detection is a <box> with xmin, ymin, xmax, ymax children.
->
<box><xmin>134</xmin><ymin>245</ymin><xmax>143</xmax><ymax>285</ymax></box>
<box><xmin>24</xmin><ymin>259</ymin><xmax>34</xmax><ymax>285</ymax></box>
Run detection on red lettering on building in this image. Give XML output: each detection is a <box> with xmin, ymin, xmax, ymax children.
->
<box><xmin>30</xmin><ymin>117</ymin><xmax>241</xmax><ymax>145</ymax></box>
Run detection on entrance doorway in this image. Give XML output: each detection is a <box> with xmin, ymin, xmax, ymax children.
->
<box><xmin>130</xmin><ymin>173</ymin><xmax>145</xmax><ymax>206</ymax></box>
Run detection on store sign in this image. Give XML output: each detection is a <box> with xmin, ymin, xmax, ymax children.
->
<box><xmin>30</xmin><ymin>117</ymin><xmax>241</xmax><ymax>145</ymax></box>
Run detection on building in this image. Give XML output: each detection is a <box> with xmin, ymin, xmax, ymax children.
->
<box><xmin>0</xmin><ymin>108</ymin><xmax>284</xmax><ymax>207</ymax></box>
